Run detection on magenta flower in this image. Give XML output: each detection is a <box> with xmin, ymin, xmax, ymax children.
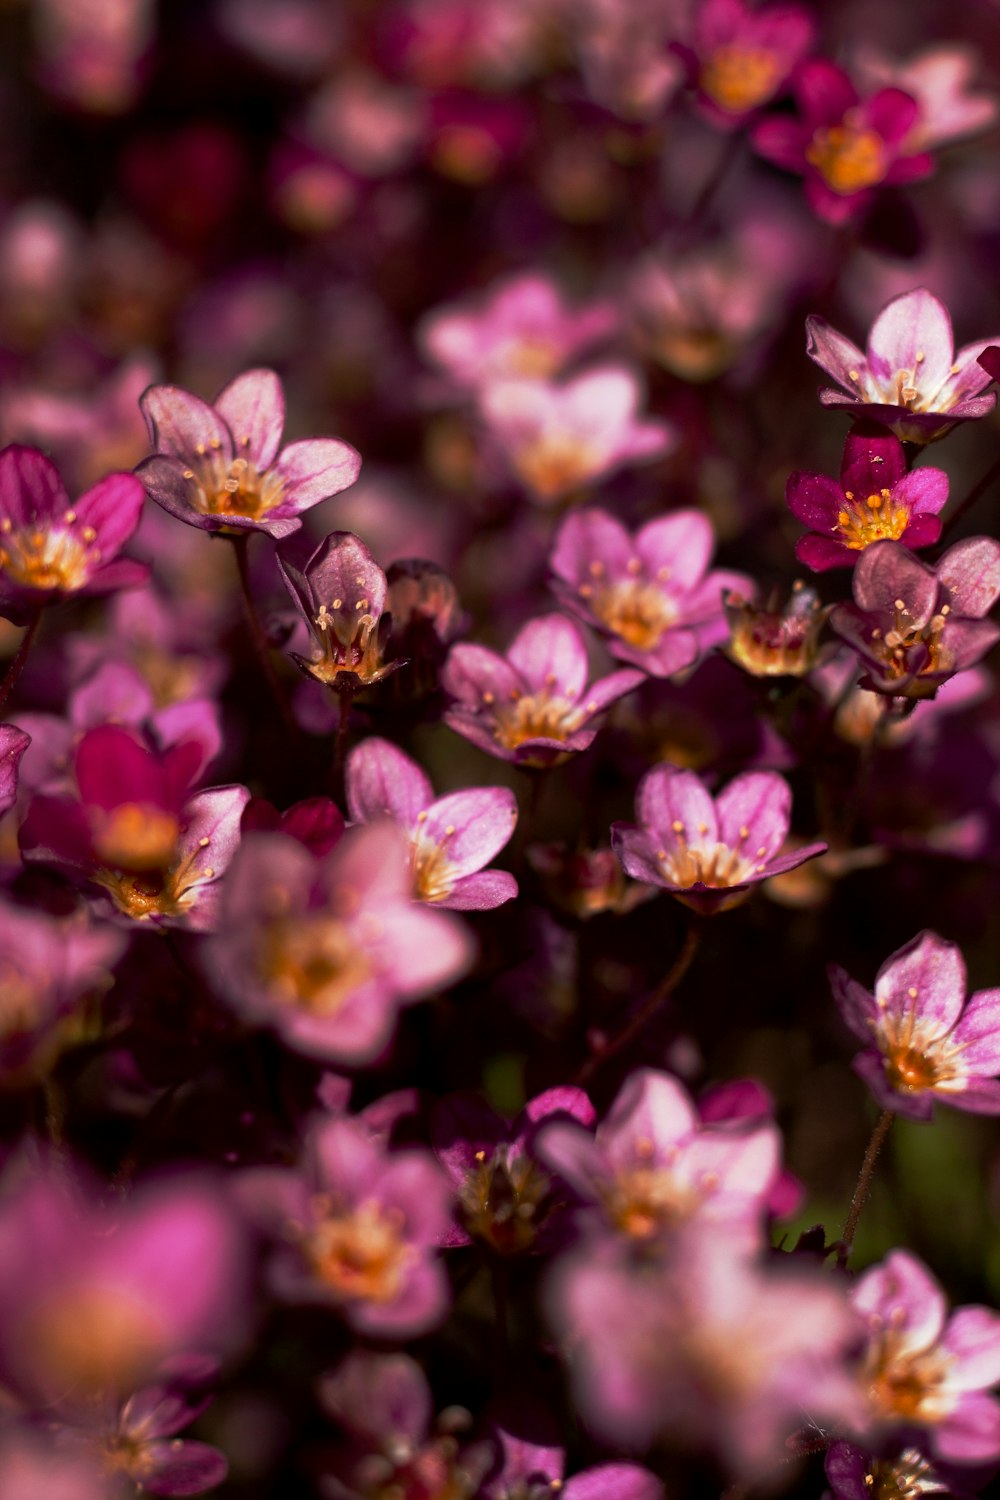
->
<box><xmin>345</xmin><ymin>737</ymin><xmax>518</xmax><ymax>909</ymax></box>
<box><xmin>806</xmin><ymin>289</ymin><xmax>999</xmax><ymax>444</ymax></box>
<box><xmin>238</xmin><ymin>1114</ymin><xmax>452</xmax><ymax>1336</ymax></box>
<box><xmin>612</xmin><ymin>765</ymin><xmax>826</xmax><ymax>914</ymax></box>
<box><xmin>137</xmin><ymin>368</ymin><xmax>361</xmax><ymax>538</ymax></box>
<box><xmin>851</xmin><ymin>1250</ymin><xmax>1000</xmax><ymax>1463</ymax></box>
<box><xmin>752</xmin><ymin>59</ymin><xmax>932</xmax><ymax>226</ymax></box>
<box><xmin>536</xmin><ymin>1067</ymin><xmax>782</xmax><ymax>1248</ymax></box>
<box><xmin>442</xmin><ymin>614</ymin><xmax>641</xmax><ymax>768</ymax></box>
<box><xmin>850</xmin><ymin>43</ymin><xmax>999</xmax><ymax>153</ymax></box>
<box><xmin>485</xmin><ymin>1420</ymin><xmax>663</xmax><ymax>1500</ymax></box>
<box><xmin>241</xmin><ymin>793</ymin><xmax>345</xmax><ymax>856</ymax></box>
<box><xmin>19</xmin><ymin>723</ymin><xmax>249</xmax><ymax>930</ymax></box>
<box><xmin>829</xmin><ymin>537</ymin><xmax>1000</xmax><ymax>700</ymax></box>
<box><xmin>478</xmin><ymin>366</ymin><xmax>674</xmax><ymax>505</ymax></box>
<box><xmin>418</xmin><ymin>271</ymin><xmax>618</xmax><ymax>390</ymax></box>
<box><xmin>830</xmin><ymin>930</ymin><xmax>1000</xmax><ymax>1120</ymax></box>
<box><xmin>0</xmin><ymin>444</ymin><xmax>146</xmax><ymax>624</ymax></box>
<box><xmin>680</xmin><ymin>0</ymin><xmax>815</xmax><ymax>129</ymax></box>
<box><xmin>202</xmin><ymin>823</ymin><xmax>473</xmax><ymax>1064</ymax></box>
<box><xmin>0</xmin><ymin>723</ymin><xmax>30</xmax><ymax>813</ymax></box>
<box><xmin>787</xmin><ymin>426</ymin><xmax>948</xmax><ymax>571</ymax></box>
<box><xmin>277</xmin><ymin>530</ymin><xmax>402</xmax><ymax>693</ymax></box>
<box><xmin>550</xmin><ymin>507</ymin><xmax>750</xmax><ymax>677</ymax></box>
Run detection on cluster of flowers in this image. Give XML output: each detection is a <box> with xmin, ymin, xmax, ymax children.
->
<box><xmin>2</xmin><ymin>0</ymin><xmax>1000</xmax><ymax>1498</ymax></box>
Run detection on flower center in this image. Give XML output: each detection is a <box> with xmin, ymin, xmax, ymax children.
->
<box><xmin>837</xmin><ymin>489</ymin><xmax>910</xmax><ymax>550</ymax></box>
<box><xmin>591</xmin><ymin>578</ymin><xmax>676</xmax><ymax>651</ymax></box>
<box><xmin>304</xmin><ymin>1198</ymin><xmax>413</xmax><ymax>1303</ymax></box>
<box><xmin>513</xmin><ymin>433</ymin><xmax>600</xmax><ymax>501</ymax></box>
<box><xmin>0</xmin><ymin>965</ymin><xmax>40</xmax><ymax>1043</ymax></box>
<box><xmin>492</xmin><ymin>689</ymin><xmax>584</xmax><ymax>750</ymax></box>
<box><xmin>604</xmin><ymin>1163</ymin><xmax>699</xmax><ymax>1239</ymax></box>
<box><xmin>867</xmin><ymin>596</ymin><xmax>952</xmax><ymax>689</ymax></box>
<box><xmin>411</xmin><ymin>832</ymin><xmax>457</xmax><ymax>904</ymax></box>
<box><xmin>505</xmin><ymin>338</ymin><xmax>562</xmax><ymax>380</ymax></box>
<box><xmin>26</xmin><ymin>1284</ymin><xmax>163</xmax><ymax>1396</ymax></box>
<box><xmin>308</xmin><ymin>600</ymin><xmax>386</xmax><ymax>688</ymax></box>
<box><xmin>0</xmin><ymin>523</ymin><xmax>94</xmax><ymax>591</ymax></box>
<box><xmin>93</xmin><ymin>838</ymin><xmax>218</xmax><ymax>923</ymax></box>
<box><xmin>659</xmin><ymin>838</ymin><xmax>757</xmax><ymax>890</ymax></box>
<box><xmin>865</xmin><ymin>1335</ymin><xmax>951</xmax><ymax>1425</ymax></box>
<box><xmin>260</xmin><ymin>914</ymin><xmax>372</xmax><ymax>1014</ymax></box>
<box><xmin>90</xmin><ymin>803</ymin><xmax>181</xmax><ymax>871</ymax></box>
<box><xmin>185</xmin><ymin>441</ymin><xmax>285</xmax><ymax>519</ymax></box>
<box><xmin>884</xmin><ymin>1044</ymin><xmax>940</xmax><ymax>1092</ymax></box>
<box><xmin>700</xmin><ymin>45</ymin><xmax>781</xmax><ymax>113</ymax></box>
<box><xmin>806</xmin><ymin>122</ymin><xmax>887</xmax><ymax>194</ymax></box>
<box><xmin>459</xmin><ymin>1148</ymin><xmax>550</xmax><ymax>1255</ymax></box>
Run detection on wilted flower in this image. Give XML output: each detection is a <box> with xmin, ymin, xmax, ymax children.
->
<box><xmin>443</xmin><ymin>614</ymin><xmax>641</xmax><ymax>768</ymax></box>
<box><xmin>786</xmin><ymin>426</ymin><xmax>948</xmax><ymax>571</ymax></box>
<box><xmin>345</xmin><ymin>737</ymin><xmax>518</xmax><ymax>909</ymax></box>
<box><xmin>137</xmin><ymin>368</ymin><xmax>361</xmax><ymax>538</ymax></box>
<box><xmin>830</xmin><ymin>930</ymin><xmax>1000</xmax><ymax>1119</ymax></box>
<box><xmin>829</xmin><ymin>537</ymin><xmax>1000</xmax><ymax>699</ymax></box>
<box><xmin>805</xmin><ymin>289</ymin><xmax>999</xmax><ymax>444</ymax></box>
<box><xmin>612</xmin><ymin>764</ymin><xmax>826</xmax><ymax>914</ymax></box>
<box><xmin>724</xmin><ymin>581</ymin><xmax>827</xmax><ymax>676</ymax></box>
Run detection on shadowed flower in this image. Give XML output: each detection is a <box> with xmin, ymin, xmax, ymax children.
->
<box><xmin>0</xmin><ymin>724</ymin><xmax>30</xmax><ymax>812</ymax></box>
<box><xmin>825</xmin><ymin>1440</ymin><xmax>972</xmax><ymax>1500</ymax></box>
<box><xmin>612</xmin><ymin>764</ymin><xmax>826</xmax><ymax>914</ymax></box>
<box><xmin>830</xmin><ymin>930</ymin><xmax>1000</xmax><ymax>1120</ymax></box>
<box><xmin>238</xmin><ymin>1115</ymin><xmax>452</xmax><ymax>1336</ymax></box>
<box><xmin>345</xmin><ymin>737</ymin><xmax>518</xmax><ymax>909</ymax></box>
<box><xmin>137</xmin><ymin>368</ymin><xmax>361</xmax><ymax>538</ymax></box>
<box><xmin>850</xmin><ymin>43</ymin><xmax>999</xmax><ymax>152</ymax></box>
<box><xmin>0</xmin><ymin>444</ymin><xmax>147</xmax><ymax>625</ymax></box>
<box><xmin>806</xmin><ymin>289</ymin><xmax>999</xmax><ymax>444</ymax></box>
<box><xmin>550</xmin><ymin>507</ymin><xmax>749</xmax><ymax>677</ymax></box>
<box><xmin>278</xmin><ymin>530</ymin><xmax>402</xmax><ymax>694</ymax></box>
<box><xmin>443</xmin><ymin>614</ymin><xmax>641</xmax><ymax>768</ymax></box>
<box><xmin>723</xmin><ymin>581</ymin><xmax>828</xmax><ymax>676</ymax></box>
<box><xmin>829</xmin><ymin>537</ymin><xmax>1000</xmax><ymax>699</ymax></box>
<box><xmin>752</xmin><ymin>59</ymin><xmax>932</xmax><ymax>226</ymax></box>
<box><xmin>850</xmin><ymin>1250</ymin><xmax>1000</xmax><ymax>1462</ymax></box>
<box><xmin>787</xmin><ymin>426</ymin><xmax>948</xmax><ymax>570</ymax></box>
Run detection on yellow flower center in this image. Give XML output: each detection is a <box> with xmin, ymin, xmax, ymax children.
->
<box><xmin>411</xmin><ymin>829</ymin><xmax>458</xmax><ymax>904</ymax></box>
<box><xmin>260</xmin><ymin>914</ymin><xmax>372</xmax><ymax>1014</ymax></box>
<box><xmin>0</xmin><ymin>520</ymin><xmax>95</xmax><ymax>591</ymax></box>
<box><xmin>184</xmin><ymin>439</ymin><xmax>286</xmax><ymax>520</ymax></box>
<box><xmin>604</xmin><ymin>1161</ymin><xmax>701</xmax><ymax>1239</ymax></box>
<box><xmin>303</xmin><ymin>1198</ymin><xmax>414</xmax><ymax>1303</ymax></box>
<box><xmin>864</xmin><ymin>1331</ymin><xmax>951</xmax><ymax>1425</ymax></box>
<box><xmin>837</xmin><ymin>489</ymin><xmax>910</xmax><ymax>550</ymax></box>
<box><xmin>806</xmin><ymin>122</ymin><xmax>887</xmax><ymax>194</ymax></box>
<box><xmin>25</xmin><ymin>1284</ymin><xmax>163</xmax><ymax>1396</ymax></box>
<box><xmin>701</xmin><ymin>45</ymin><xmax>782</xmax><ymax>114</ymax></box>
<box><xmin>90</xmin><ymin>803</ymin><xmax>181</xmax><ymax>871</ymax></box>
<box><xmin>513</xmin><ymin>433</ymin><xmax>600</xmax><ymax>501</ymax></box>
<box><xmin>492</xmin><ymin>688</ymin><xmax>585</xmax><ymax>751</ymax></box>
<box><xmin>307</xmin><ymin>601</ymin><xmax>387</xmax><ymax>688</ymax></box>
<box><xmin>93</xmin><ymin>836</ymin><xmax>218</xmax><ymax>923</ymax></box>
<box><xmin>505</xmin><ymin>338</ymin><xmax>562</xmax><ymax>380</ymax></box>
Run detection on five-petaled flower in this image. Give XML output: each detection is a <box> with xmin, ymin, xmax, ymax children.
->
<box><xmin>830</xmin><ymin>930</ymin><xmax>1000</xmax><ymax>1119</ymax></box>
<box><xmin>137</xmin><ymin>368</ymin><xmax>361</xmax><ymax>538</ymax></box>
<box><xmin>805</xmin><ymin>288</ymin><xmax>999</xmax><ymax>444</ymax></box>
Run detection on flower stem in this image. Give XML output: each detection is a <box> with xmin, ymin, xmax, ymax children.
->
<box><xmin>837</xmin><ymin>1108</ymin><xmax>894</xmax><ymax>1268</ymax></box>
<box><xmin>230</xmin><ymin>533</ymin><xmax>300</xmax><ymax>740</ymax></box>
<box><xmin>573</xmin><ymin>918</ymin><xmax>701</xmax><ymax>1086</ymax></box>
<box><xmin>0</xmin><ymin>609</ymin><xmax>41</xmax><ymax>716</ymax></box>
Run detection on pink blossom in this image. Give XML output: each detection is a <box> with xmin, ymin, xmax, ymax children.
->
<box><xmin>679</xmin><ymin>0</ymin><xmax>816</xmax><ymax>130</ymax></box>
<box><xmin>850</xmin><ymin>44</ymin><xmax>999</xmax><ymax>152</ymax></box>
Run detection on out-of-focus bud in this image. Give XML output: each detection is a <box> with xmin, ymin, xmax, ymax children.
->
<box><xmin>527</xmin><ymin>842</ymin><xmax>652</xmax><ymax>920</ymax></box>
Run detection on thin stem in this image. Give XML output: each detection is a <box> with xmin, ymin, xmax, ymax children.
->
<box><xmin>491</xmin><ymin>1258</ymin><xmax>509</xmax><ymax>1376</ymax></box>
<box><xmin>230</xmin><ymin>533</ymin><xmax>300</xmax><ymax>740</ymax></box>
<box><xmin>573</xmin><ymin>918</ymin><xmax>701</xmax><ymax>1087</ymax></box>
<box><xmin>837</xmin><ymin>1108</ymin><xmax>894</xmax><ymax>1268</ymax></box>
<box><xmin>0</xmin><ymin>609</ymin><xmax>41</xmax><ymax>716</ymax></box>
<box><xmin>938</xmin><ymin>452</ymin><xmax>1000</xmax><ymax>543</ymax></box>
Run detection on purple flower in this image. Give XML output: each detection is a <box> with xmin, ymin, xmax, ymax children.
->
<box><xmin>829</xmin><ymin>537</ymin><xmax>1000</xmax><ymax>700</ymax></box>
<box><xmin>443</xmin><ymin>614</ymin><xmax>641</xmax><ymax>767</ymax></box>
<box><xmin>202</xmin><ymin>823</ymin><xmax>473</xmax><ymax>1064</ymax></box>
<box><xmin>137</xmin><ymin>368</ymin><xmax>361</xmax><ymax>538</ymax></box>
<box><xmin>681</xmin><ymin>0</ymin><xmax>816</xmax><ymax>129</ymax></box>
<box><xmin>612</xmin><ymin>764</ymin><xmax>826</xmax><ymax>914</ymax></box>
<box><xmin>0</xmin><ymin>723</ymin><xmax>30</xmax><ymax>813</ymax></box>
<box><xmin>805</xmin><ymin>289</ymin><xmax>999</xmax><ymax>444</ymax></box>
<box><xmin>830</xmin><ymin>930</ymin><xmax>1000</xmax><ymax>1120</ymax></box>
<box><xmin>0</xmin><ymin>445</ymin><xmax>147</xmax><ymax>624</ymax></box>
<box><xmin>851</xmin><ymin>1250</ymin><xmax>1000</xmax><ymax>1463</ymax></box>
<box><xmin>277</xmin><ymin>530</ymin><xmax>402</xmax><ymax>693</ymax></box>
<box><xmin>825</xmin><ymin>1441</ymin><xmax>974</xmax><ymax>1500</ymax></box>
<box><xmin>238</xmin><ymin>1115</ymin><xmax>452</xmax><ymax>1336</ymax></box>
<box><xmin>345</xmin><ymin>737</ymin><xmax>518</xmax><ymax>909</ymax></box>
<box><xmin>550</xmin><ymin>507</ymin><xmax>749</xmax><ymax>677</ymax></box>
<box><xmin>752</xmin><ymin>59</ymin><xmax>932</xmax><ymax>226</ymax></box>
<box><xmin>787</xmin><ymin>426</ymin><xmax>948</xmax><ymax>571</ymax></box>
<box><xmin>485</xmin><ymin>1419</ymin><xmax>663</xmax><ymax>1500</ymax></box>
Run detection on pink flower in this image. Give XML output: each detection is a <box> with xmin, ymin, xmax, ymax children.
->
<box><xmin>851</xmin><ymin>1250</ymin><xmax>1000</xmax><ymax>1463</ymax></box>
<box><xmin>137</xmin><ymin>368</ymin><xmax>361</xmax><ymax>537</ymax></box>
<box><xmin>830</xmin><ymin>930</ymin><xmax>1000</xmax><ymax>1120</ymax></box>
<box><xmin>612</xmin><ymin>764</ymin><xmax>826</xmax><ymax>914</ymax></box>
<box><xmin>443</xmin><ymin>614</ymin><xmax>641</xmax><ymax>768</ymax></box>
<box><xmin>550</xmin><ymin>506</ymin><xmax>749</xmax><ymax>677</ymax></box>
<box><xmin>277</xmin><ymin>530</ymin><xmax>402</xmax><ymax>693</ymax></box>
<box><xmin>345</xmin><ymin>737</ymin><xmax>518</xmax><ymax>908</ymax></box>
<box><xmin>849</xmin><ymin>43</ymin><xmax>999</xmax><ymax>152</ymax></box>
<box><xmin>805</xmin><ymin>288</ymin><xmax>999</xmax><ymax>444</ymax></box>
<box><xmin>0</xmin><ymin>445</ymin><xmax>146</xmax><ymax>625</ymax></box>
<box><xmin>478</xmin><ymin>367</ymin><xmax>674</xmax><ymax>505</ymax></box>
<box><xmin>787</xmin><ymin>425</ymin><xmax>948</xmax><ymax>571</ymax></box>
<box><xmin>680</xmin><ymin>0</ymin><xmax>816</xmax><ymax>129</ymax></box>
<box><xmin>753</xmin><ymin>59</ymin><xmax>932</xmax><ymax>225</ymax></box>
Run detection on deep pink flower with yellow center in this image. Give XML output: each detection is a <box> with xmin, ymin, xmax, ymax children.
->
<box><xmin>679</xmin><ymin>0</ymin><xmax>815</xmax><ymax>130</ymax></box>
<box><xmin>787</xmin><ymin>426</ymin><xmax>948</xmax><ymax>571</ymax></box>
<box><xmin>752</xmin><ymin>59</ymin><xmax>932</xmax><ymax>226</ymax></box>
<box><xmin>137</xmin><ymin>368</ymin><xmax>361</xmax><ymax>538</ymax></box>
<box><xmin>0</xmin><ymin>445</ymin><xmax>147</xmax><ymax>625</ymax></box>
<box><xmin>850</xmin><ymin>1250</ymin><xmax>1000</xmax><ymax>1463</ymax></box>
<box><xmin>807</xmin><ymin>289</ymin><xmax>999</xmax><ymax>445</ymax></box>
<box><xmin>442</xmin><ymin>614</ymin><xmax>641</xmax><ymax>768</ymax></box>
<box><xmin>830</xmin><ymin>930</ymin><xmax>1000</xmax><ymax>1121</ymax></box>
<box><xmin>612</xmin><ymin>765</ymin><xmax>826</xmax><ymax>915</ymax></box>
